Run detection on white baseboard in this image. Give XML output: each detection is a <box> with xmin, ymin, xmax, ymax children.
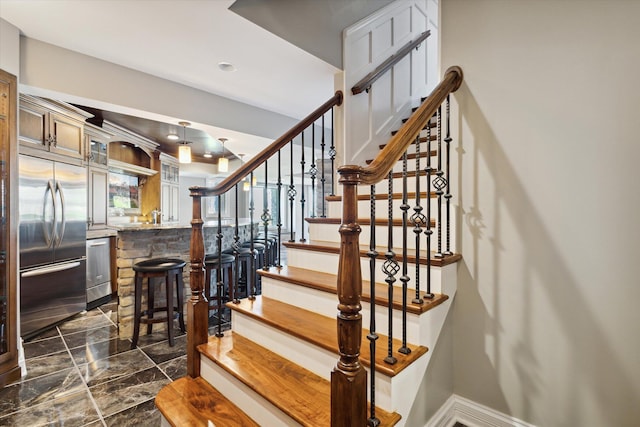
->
<box><xmin>425</xmin><ymin>394</ymin><xmax>536</xmax><ymax>427</ymax></box>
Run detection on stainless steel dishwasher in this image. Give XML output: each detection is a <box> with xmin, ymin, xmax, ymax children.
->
<box><xmin>86</xmin><ymin>238</ymin><xmax>112</xmax><ymax>309</ymax></box>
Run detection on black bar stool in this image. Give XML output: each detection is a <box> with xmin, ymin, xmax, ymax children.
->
<box><xmin>204</xmin><ymin>253</ymin><xmax>235</xmax><ymax>314</ymax></box>
<box><xmin>131</xmin><ymin>258</ymin><xmax>186</xmax><ymax>349</ymax></box>
<box><xmin>241</xmin><ymin>242</ymin><xmax>265</xmax><ymax>292</ymax></box>
<box><xmin>223</xmin><ymin>248</ymin><xmax>257</xmax><ymax>300</ymax></box>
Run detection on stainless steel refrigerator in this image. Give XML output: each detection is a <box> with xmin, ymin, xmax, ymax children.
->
<box><xmin>19</xmin><ymin>154</ymin><xmax>87</xmax><ymax>338</ymax></box>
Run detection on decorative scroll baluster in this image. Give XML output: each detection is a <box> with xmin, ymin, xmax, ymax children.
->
<box><xmin>411</xmin><ymin>132</ymin><xmax>425</xmax><ymax>305</ymax></box>
<box><xmin>289</xmin><ymin>141</ymin><xmax>296</xmax><ymax>241</ymax></box>
<box><xmin>320</xmin><ymin>114</ymin><xmax>326</xmax><ymax>217</ymax></box>
<box><xmin>232</xmin><ymin>184</ymin><xmax>240</xmax><ymax>304</ymax></box>
<box><xmin>310</xmin><ymin>124</ymin><xmax>317</xmax><ymax>218</ymax></box>
<box><xmin>383</xmin><ymin>171</ymin><xmax>398</xmax><ymax>365</ymax></box>
<box><xmin>277</xmin><ymin>149</ymin><xmax>283</xmax><ymax>267</ymax></box>
<box><xmin>329</xmin><ymin>108</ymin><xmax>336</xmax><ymax>196</ymax></box>
<box><xmin>262</xmin><ymin>161</ymin><xmax>271</xmax><ymax>269</ymax></box>
<box><xmin>424</xmin><ymin>119</ymin><xmax>434</xmax><ymax>300</ymax></box>
<box><xmin>249</xmin><ymin>171</ymin><xmax>256</xmax><ymax>300</ymax></box>
<box><xmin>300</xmin><ymin>131</ymin><xmax>306</xmax><ymax>242</ymax></box>
<box><xmin>215</xmin><ymin>195</ymin><xmax>225</xmax><ymax>336</ymax></box>
<box><xmin>367</xmin><ymin>184</ymin><xmax>380</xmax><ymax>427</ymax></box>
<box><xmin>434</xmin><ymin>106</ymin><xmax>445</xmax><ymax>258</ymax></box>
<box><xmin>444</xmin><ymin>95</ymin><xmax>453</xmax><ymax>256</ymax></box>
<box><xmin>398</xmin><ymin>152</ymin><xmax>410</xmax><ymax>355</ymax></box>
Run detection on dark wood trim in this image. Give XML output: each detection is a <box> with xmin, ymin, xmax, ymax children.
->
<box><xmin>305</xmin><ymin>217</ymin><xmax>436</xmax><ymax>228</ymax></box>
<box><xmin>0</xmin><ymin>68</ymin><xmax>20</xmax><ymax>387</ymax></box>
<box><xmin>326</xmin><ymin>191</ymin><xmax>436</xmax><ymax>202</ymax></box>
<box><xmin>351</xmin><ymin>31</ymin><xmax>431</xmax><ymax>95</ymax></box>
<box><xmin>191</xmin><ymin>91</ymin><xmax>343</xmax><ymax>198</ymax></box>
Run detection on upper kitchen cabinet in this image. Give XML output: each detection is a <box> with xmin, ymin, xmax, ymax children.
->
<box><xmin>18</xmin><ymin>95</ymin><xmax>92</xmax><ymax>162</ymax></box>
<box><xmin>159</xmin><ymin>153</ymin><xmax>180</xmax><ymax>224</ymax></box>
<box><xmin>85</xmin><ymin>122</ymin><xmax>113</xmax><ymax>169</ymax></box>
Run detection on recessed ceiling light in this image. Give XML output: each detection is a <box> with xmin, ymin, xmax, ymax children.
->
<box><xmin>218</xmin><ymin>62</ymin><xmax>236</xmax><ymax>72</ymax></box>
<box><xmin>167</xmin><ymin>134</ymin><xmax>179</xmax><ymax>141</ymax></box>
<box><xmin>203</xmin><ymin>152</ymin><xmax>212</xmax><ymax>158</ymax></box>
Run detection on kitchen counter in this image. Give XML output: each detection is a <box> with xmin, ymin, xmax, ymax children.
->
<box><xmin>86</xmin><ymin>228</ymin><xmax>118</xmax><ymax>239</ymax></box>
<box><xmin>114</xmin><ymin>219</ymin><xmax>260</xmax><ymax>338</ymax></box>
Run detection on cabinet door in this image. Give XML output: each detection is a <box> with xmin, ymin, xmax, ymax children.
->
<box><xmin>161</xmin><ymin>182</ymin><xmax>171</xmax><ymax>222</ymax></box>
<box><xmin>170</xmin><ymin>184</ymin><xmax>180</xmax><ymax>222</ymax></box>
<box><xmin>49</xmin><ymin>112</ymin><xmax>84</xmax><ymax>159</ymax></box>
<box><xmin>88</xmin><ymin>168</ymin><xmax>108</xmax><ymax>229</ymax></box>
<box><xmin>87</xmin><ymin>136</ymin><xmax>108</xmax><ymax>168</ymax></box>
<box><xmin>18</xmin><ymin>103</ymin><xmax>48</xmax><ymax>151</ymax></box>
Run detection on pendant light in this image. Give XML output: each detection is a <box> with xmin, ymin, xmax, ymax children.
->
<box><xmin>218</xmin><ymin>138</ymin><xmax>229</xmax><ymax>172</ymax></box>
<box><xmin>177</xmin><ymin>121</ymin><xmax>192</xmax><ymax>164</ymax></box>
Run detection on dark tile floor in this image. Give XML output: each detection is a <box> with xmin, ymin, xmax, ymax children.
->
<box><xmin>0</xmin><ymin>300</ymin><xmax>214</xmax><ymax>427</ymax></box>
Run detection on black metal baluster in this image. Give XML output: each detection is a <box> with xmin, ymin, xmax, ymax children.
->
<box><xmin>310</xmin><ymin>123</ymin><xmax>317</xmax><ymax>218</ymax></box>
<box><xmin>249</xmin><ymin>171</ymin><xmax>256</xmax><ymax>300</ymax></box>
<box><xmin>444</xmin><ymin>95</ymin><xmax>453</xmax><ymax>256</ymax></box>
<box><xmin>383</xmin><ymin>171</ymin><xmax>398</xmax><ymax>365</ymax></box>
<box><xmin>262</xmin><ymin>161</ymin><xmax>271</xmax><ymax>269</ymax></box>
<box><xmin>399</xmin><ymin>151</ymin><xmax>410</xmax><ymax>355</ymax></box>
<box><xmin>215</xmin><ymin>195</ymin><xmax>224</xmax><ymax>337</ymax></box>
<box><xmin>411</xmin><ymin>133</ymin><xmax>424</xmax><ymax>305</ymax></box>
<box><xmin>329</xmin><ymin>107</ymin><xmax>336</xmax><ymax>196</ymax></box>
<box><xmin>277</xmin><ymin>149</ymin><xmax>283</xmax><ymax>267</ymax></box>
<box><xmin>367</xmin><ymin>184</ymin><xmax>380</xmax><ymax>427</ymax></box>
<box><xmin>424</xmin><ymin>116</ymin><xmax>435</xmax><ymax>300</ymax></box>
<box><xmin>434</xmin><ymin>106</ymin><xmax>444</xmax><ymax>258</ymax></box>
<box><xmin>288</xmin><ymin>141</ymin><xmax>297</xmax><ymax>242</ymax></box>
<box><xmin>300</xmin><ymin>130</ymin><xmax>306</xmax><ymax>242</ymax></box>
<box><xmin>320</xmin><ymin>114</ymin><xmax>326</xmax><ymax>217</ymax></box>
<box><xmin>232</xmin><ymin>184</ymin><xmax>240</xmax><ymax>304</ymax></box>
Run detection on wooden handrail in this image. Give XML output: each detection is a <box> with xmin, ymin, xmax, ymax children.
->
<box><xmin>351</xmin><ymin>31</ymin><xmax>431</xmax><ymax>95</ymax></box>
<box><xmin>342</xmin><ymin>66</ymin><xmax>463</xmax><ymax>184</ymax></box>
<box><xmin>189</xmin><ymin>91</ymin><xmax>343</xmax><ymax>198</ymax></box>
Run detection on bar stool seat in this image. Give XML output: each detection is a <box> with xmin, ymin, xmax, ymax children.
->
<box><xmin>204</xmin><ymin>253</ymin><xmax>235</xmax><ymax>312</ymax></box>
<box><xmin>131</xmin><ymin>258</ymin><xmax>186</xmax><ymax>349</ymax></box>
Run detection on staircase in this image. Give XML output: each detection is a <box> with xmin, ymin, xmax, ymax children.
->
<box><xmin>156</xmin><ymin>67</ymin><xmax>464</xmax><ymax>426</ymax></box>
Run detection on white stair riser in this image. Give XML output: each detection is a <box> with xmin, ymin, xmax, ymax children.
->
<box><xmin>232</xmin><ymin>310</ymin><xmax>400</xmax><ymax>412</ymax></box>
<box><xmin>286</xmin><ymin>247</ymin><xmax>446</xmax><ymax>293</ymax></box>
<box><xmin>355</xmin><ymin>173</ymin><xmax>446</xmax><ymax>194</ymax></box>
<box><xmin>261</xmin><ymin>263</ymin><xmax>457</xmax><ymax>346</ymax></box>
<box><xmin>200</xmin><ymin>357</ymin><xmax>299</xmax><ymax>426</ymax></box>
<box><xmin>309</xmin><ymin>221</ymin><xmax>448</xmax><ymax>251</ymax></box>
<box><xmin>327</xmin><ymin>196</ymin><xmax>445</xmax><ymax>219</ymax></box>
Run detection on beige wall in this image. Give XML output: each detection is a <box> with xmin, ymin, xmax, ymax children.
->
<box><xmin>442</xmin><ymin>1</ymin><xmax>640</xmax><ymax>426</ymax></box>
<box><xmin>0</xmin><ymin>18</ymin><xmax>19</xmax><ymax>76</ymax></box>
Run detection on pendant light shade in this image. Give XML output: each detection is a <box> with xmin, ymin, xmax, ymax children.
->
<box><xmin>243</xmin><ymin>180</ymin><xmax>250</xmax><ymax>192</ymax></box>
<box><xmin>178</xmin><ymin>144</ymin><xmax>191</xmax><ymax>164</ymax></box>
<box><xmin>177</xmin><ymin>121</ymin><xmax>192</xmax><ymax>164</ymax></box>
<box><xmin>218</xmin><ymin>138</ymin><xmax>229</xmax><ymax>172</ymax></box>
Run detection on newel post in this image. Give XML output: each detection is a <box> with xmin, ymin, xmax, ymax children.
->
<box><xmin>331</xmin><ymin>166</ymin><xmax>366</xmax><ymax>426</ymax></box>
<box><xmin>187</xmin><ymin>187</ymin><xmax>208</xmax><ymax>378</ymax></box>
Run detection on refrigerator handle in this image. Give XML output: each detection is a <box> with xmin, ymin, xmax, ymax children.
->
<box><xmin>55</xmin><ymin>181</ymin><xmax>67</xmax><ymax>247</ymax></box>
<box><xmin>21</xmin><ymin>261</ymin><xmax>81</xmax><ymax>278</ymax></box>
<box><xmin>43</xmin><ymin>180</ymin><xmax>55</xmax><ymax>248</ymax></box>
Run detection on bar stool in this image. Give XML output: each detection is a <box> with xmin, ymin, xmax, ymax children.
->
<box><xmin>241</xmin><ymin>242</ymin><xmax>265</xmax><ymax>291</ymax></box>
<box><xmin>223</xmin><ymin>248</ymin><xmax>257</xmax><ymax>300</ymax></box>
<box><xmin>257</xmin><ymin>234</ymin><xmax>278</xmax><ymax>266</ymax></box>
<box><xmin>204</xmin><ymin>253</ymin><xmax>235</xmax><ymax>313</ymax></box>
<box><xmin>131</xmin><ymin>258</ymin><xmax>186</xmax><ymax>349</ymax></box>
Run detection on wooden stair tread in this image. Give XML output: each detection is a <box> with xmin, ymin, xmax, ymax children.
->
<box><xmin>380</xmin><ymin>133</ymin><xmax>437</xmax><ymax>149</ymax></box>
<box><xmin>198</xmin><ymin>332</ymin><xmax>401</xmax><ymax>427</ymax></box>
<box><xmin>366</xmin><ymin>150</ymin><xmax>437</xmax><ymax>164</ymax></box>
<box><xmin>283</xmin><ymin>239</ymin><xmax>462</xmax><ymax>267</ymax></box>
<box><xmin>326</xmin><ymin>191</ymin><xmax>436</xmax><ymax>202</ymax></box>
<box><xmin>306</xmin><ymin>216</ymin><xmax>436</xmax><ymax>228</ymax></box>
<box><xmin>227</xmin><ymin>296</ymin><xmax>427</xmax><ymax>377</ymax></box>
<box><xmin>156</xmin><ymin>376</ymin><xmax>259</xmax><ymax>427</ymax></box>
<box><xmin>259</xmin><ymin>266</ymin><xmax>448</xmax><ymax>315</ymax></box>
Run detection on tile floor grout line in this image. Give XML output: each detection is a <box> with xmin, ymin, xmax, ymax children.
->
<box><xmin>59</xmin><ymin>312</ymin><xmax>109</xmax><ymax>427</ymax></box>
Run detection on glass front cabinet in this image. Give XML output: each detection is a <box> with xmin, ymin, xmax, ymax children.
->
<box><xmin>0</xmin><ymin>69</ymin><xmax>21</xmax><ymax>387</ymax></box>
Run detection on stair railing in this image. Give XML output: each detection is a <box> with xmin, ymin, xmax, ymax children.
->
<box><xmin>333</xmin><ymin>66</ymin><xmax>463</xmax><ymax>426</ymax></box>
<box><xmin>186</xmin><ymin>91</ymin><xmax>343</xmax><ymax>378</ymax></box>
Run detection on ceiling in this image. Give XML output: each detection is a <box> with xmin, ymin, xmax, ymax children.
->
<box><xmin>0</xmin><ymin>0</ymin><xmax>340</xmax><ymax>166</ymax></box>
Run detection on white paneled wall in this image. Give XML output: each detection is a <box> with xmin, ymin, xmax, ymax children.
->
<box><xmin>341</xmin><ymin>0</ymin><xmax>438</xmax><ymax>166</ymax></box>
